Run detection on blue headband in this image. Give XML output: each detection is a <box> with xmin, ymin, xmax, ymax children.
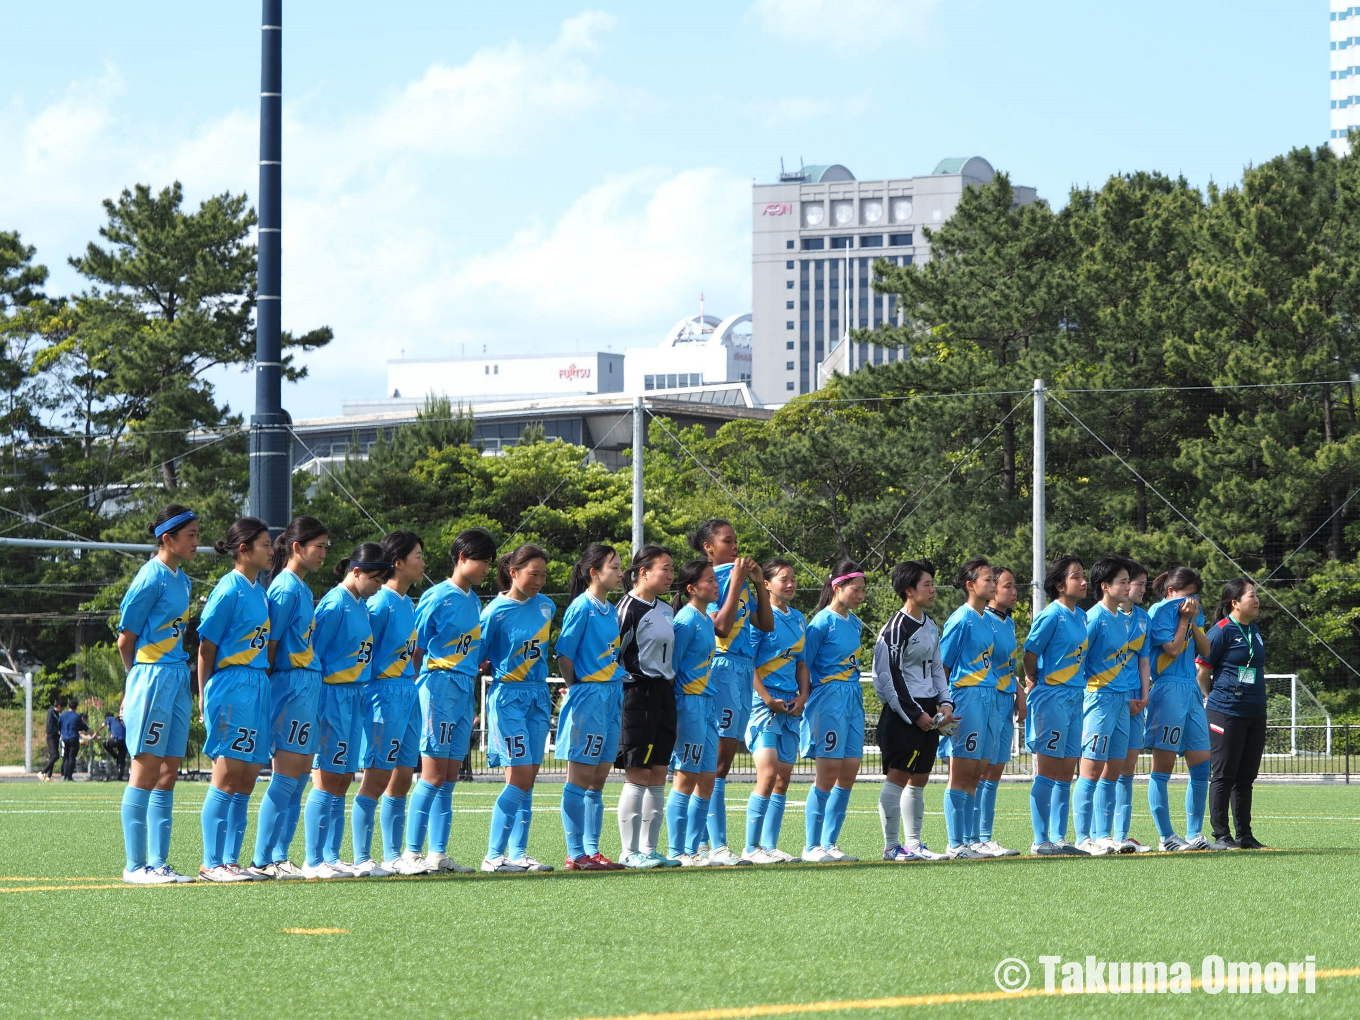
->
<box><xmin>350</xmin><ymin>560</ymin><xmax>393</xmax><ymax>572</ymax></box>
<box><xmin>153</xmin><ymin>510</ymin><xmax>198</xmax><ymax>538</ymax></box>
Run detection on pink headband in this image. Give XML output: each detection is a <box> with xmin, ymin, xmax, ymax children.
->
<box><xmin>831</xmin><ymin>571</ymin><xmax>864</xmax><ymax>586</ymax></box>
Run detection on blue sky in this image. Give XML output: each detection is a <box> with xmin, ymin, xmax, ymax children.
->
<box><xmin>2</xmin><ymin>1</ymin><xmax>1327</xmax><ymax>420</ymax></box>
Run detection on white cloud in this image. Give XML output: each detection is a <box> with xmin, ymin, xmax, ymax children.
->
<box><xmin>749</xmin><ymin>0</ymin><xmax>938</xmax><ymax>53</ymax></box>
<box><xmin>738</xmin><ymin>89</ymin><xmax>874</xmax><ymax>124</ymax></box>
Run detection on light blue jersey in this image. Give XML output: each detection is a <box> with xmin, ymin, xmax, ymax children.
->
<box><xmin>707</xmin><ymin>562</ymin><xmax>759</xmax><ymax>660</ymax></box>
<box><xmin>415</xmin><ymin>580</ymin><xmax>482</xmax><ymax>683</ymax></box>
<box><xmin>481</xmin><ymin>593</ymin><xmax>556</xmax><ymax>684</ymax></box>
<box><xmin>313</xmin><ymin>586</ymin><xmax>375</xmax><ymax>685</ymax></box>
<box><xmin>118</xmin><ymin>558</ymin><xmax>194</xmax><ymax>666</ymax></box>
<box><xmin>367</xmin><ymin>586</ymin><xmax>418</xmax><ymax>682</ymax></box>
<box><xmin>940</xmin><ymin>605</ymin><xmax>995</xmax><ymax>689</ymax></box>
<box><xmin>1023</xmin><ymin>601</ymin><xmax>1089</xmax><ymax>687</ymax></box>
<box><xmin>1083</xmin><ymin>603</ymin><xmax>1131</xmax><ymax>692</ymax></box>
<box><xmin>753</xmin><ymin>605</ymin><xmax>806</xmax><ymax>695</ymax></box>
<box><xmin>984</xmin><ymin>607</ymin><xmax>1020</xmax><ymax>693</ymax></box>
<box><xmin>197</xmin><ymin>571</ymin><xmax>270</xmax><ymax>671</ymax></box>
<box><xmin>556</xmin><ymin>592</ymin><xmax>623</xmax><ymax>684</ymax></box>
<box><xmin>1149</xmin><ymin>597</ymin><xmax>1204</xmax><ymax>685</ymax></box>
<box><xmin>267</xmin><ymin>570</ymin><xmax>316</xmax><ymax>670</ymax></box>
<box><xmin>1112</xmin><ymin>606</ymin><xmax>1151</xmax><ymax>694</ymax></box>
<box><xmin>803</xmin><ymin>608</ymin><xmax>863</xmax><ymax>689</ymax></box>
<box><xmin>672</xmin><ymin>604</ymin><xmax>717</xmax><ymax>695</ymax></box>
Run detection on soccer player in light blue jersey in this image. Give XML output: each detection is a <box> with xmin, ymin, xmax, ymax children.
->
<box><xmin>249</xmin><ymin>515</ymin><xmax>329</xmax><ymax>879</ymax></box>
<box><xmin>800</xmin><ymin>559</ymin><xmax>867</xmax><ymax>863</ymax></box>
<box><xmin>556</xmin><ymin>544</ymin><xmax>626</xmax><ymax>872</ymax></box>
<box><xmin>304</xmin><ymin>543</ymin><xmax>389</xmax><ymax>880</ymax></box>
<box><xmin>742</xmin><ymin>559</ymin><xmax>810</xmax><ymax>864</ymax></box>
<box><xmin>196</xmin><ymin>517</ymin><xmax>274</xmax><ymax>882</ymax></box>
<box><xmin>1022</xmin><ymin>554</ymin><xmax>1090</xmax><ymax>856</ymax></box>
<box><xmin>1145</xmin><ymin>565</ymin><xmax>1212</xmax><ymax>851</ymax></box>
<box><xmin>1113</xmin><ymin>559</ymin><xmax>1153</xmax><ymax>851</ymax></box>
<box><xmin>117</xmin><ymin>504</ymin><xmax>199</xmax><ymax>884</ymax></box>
<box><xmin>690</xmin><ymin>519</ymin><xmax>774</xmax><ymax>866</ymax></box>
<box><xmin>1073</xmin><ymin>557</ymin><xmax>1133</xmax><ymax>855</ymax></box>
<box><xmin>405</xmin><ymin>528</ymin><xmax>496</xmax><ymax>874</ymax></box>
<box><xmin>480</xmin><ymin>544</ymin><xmax>557</xmax><ymax>873</ymax></box>
<box><xmin>351</xmin><ymin>531</ymin><xmax>426</xmax><ymax>877</ymax></box>
<box><xmin>666</xmin><ymin>559</ymin><xmax>720</xmax><ymax>867</ymax></box>
<box><xmin>939</xmin><ymin>558</ymin><xmax>998</xmax><ymax>859</ymax></box>
<box><xmin>977</xmin><ymin>566</ymin><xmax>1024</xmax><ymax>857</ymax></box>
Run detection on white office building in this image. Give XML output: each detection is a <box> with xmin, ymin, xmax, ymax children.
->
<box><xmin>623</xmin><ymin>313</ymin><xmax>753</xmax><ymax>396</ymax></box>
<box><xmin>384</xmin><ymin>351</ymin><xmax>624</xmax><ymax>406</ymax></box>
<box><xmin>750</xmin><ymin>157</ymin><xmax>1039</xmax><ymax>405</ymax></box>
<box><xmin>1332</xmin><ymin>2</ymin><xmax>1360</xmax><ymax>154</ymax></box>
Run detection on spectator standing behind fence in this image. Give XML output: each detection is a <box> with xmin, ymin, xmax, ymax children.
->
<box><xmin>105</xmin><ymin>709</ymin><xmax>129</xmax><ymax>781</ymax></box>
<box><xmin>59</xmin><ymin>699</ymin><xmax>89</xmax><ymax>780</ymax></box>
<box><xmin>1196</xmin><ymin>579</ymin><xmax>1269</xmax><ymax>851</ymax></box>
<box><xmin>40</xmin><ymin>699</ymin><xmax>62</xmax><ymax>780</ymax></box>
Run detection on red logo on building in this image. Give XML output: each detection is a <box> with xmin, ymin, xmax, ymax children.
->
<box><xmin>762</xmin><ymin>203</ymin><xmax>793</xmax><ymax>216</ymax></box>
<box><xmin>559</xmin><ymin>364</ymin><xmax>591</xmax><ymax>381</ymax></box>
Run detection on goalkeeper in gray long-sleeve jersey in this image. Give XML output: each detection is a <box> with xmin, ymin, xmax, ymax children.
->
<box><xmin>871</xmin><ymin>559</ymin><xmax>953</xmax><ymax>862</ymax></box>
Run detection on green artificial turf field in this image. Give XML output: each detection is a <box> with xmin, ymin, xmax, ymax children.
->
<box><xmin>2</xmin><ymin>780</ymin><xmax>1358</xmax><ymax>1020</ymax></box>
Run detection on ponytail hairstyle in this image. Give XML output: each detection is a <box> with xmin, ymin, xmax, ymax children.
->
<box><xmin>891</xmin><ymin>558</ymin><xmax>935</xmax><ymax>602</ymax></box>
<box><xmin>450</xmin><ymin>528</ymin><xmax>497</xmax><ymax>571</ymax></box>
<box><xmin>1088</xmin><ymin>556</ymin><xmax>1129</xmax><ymax>599</ymax></box>
<box><xmin>762</xmin><ymin>557</ymin><xmax>796</xmax><ymax>585</ymax></box>
<box><xmin>818</xmin><ymin>558</ymin><xmax>864</xmax><ymax>611</ymax></box>
<box><xmin>625</xmin><ymin>545</ymin><xmax>673</xmax><ymax>591</ymax></box>
<box><xmin>1152</xmin><ymin>565</ymin><xmax>1202</xmax><ymax>601</ymax></box>
<box><xmin>497</xmin><ymin>543</ymin><xmax>548</xmax><ymax>593</ymax></box>
<box><xmin>569</xmin><ymin>544</ymin><xmax>620</xmax><ymax>601</ymax></box>
<box><xmin>688</xmin><ymin>518</ymin><xmax>733</xmax><ymax>559</ymax></box>
<box><xmin>147</xmin><ymin>503</ymin><xmax>197</xmax><ymax>546</ymax></box>
<box><xmin>381</xmin><ymin>529</ymin><xmax>424</xmax><ymax>567</ymax></box>
<box><xmin>1043</xmin><ymin>554</ymin><xmax>1084</xmax><ymax>602</ymax></box>
<box><xmin>269</xmin><ymin>515</ymin><xmax>328</xmax><ymax>581</ymax></box>
<box><xmin>335</xmin><ymin>542</ymin><xmax>392</xmax><ymax>585</ymax></box>
<box><xmin>1214</xmin><ymin>577</ymin><xmax>1255</xmax><ymax>624</ymax></box>
<box><xmin>952</xmin><ymin>556</ymin><xmax>992</xmax><ymax>596</ymax></box>
<box><xmin>672</xmin><ymin>559</ymin><xmax>714</xmax><ymax>613</ymax></box>
<box><xmin>214</xmin><ymin>516</ymin><xmax>270</xmax><ymax>561</ymax></box>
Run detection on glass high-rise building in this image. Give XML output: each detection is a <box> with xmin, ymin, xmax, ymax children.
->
<box><xmin>1332</xmin><ymin>1</ymin><xmax>1360</xmax><ymax>154</ymax></box>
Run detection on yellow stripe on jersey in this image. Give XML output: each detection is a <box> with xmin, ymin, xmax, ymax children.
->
<box><xmin>288</xmin><ymin>621</ymin><xmax>316</xmax><ymax>669</ymax></box>
<box><xmin>577</xmin><ymin>637</ymin><xmax>621</xmax><ymax>683</ymax></box>
<box><xmin>755</xmin><ymin>635</ymin><xmax>805</xmax><ymax>682</ymax></box>
<box><xmin>680</xmin><ymin>652</ymin><xmax>714</xmax><ymax>695</ymax></box>
<box><xmin>952</xmin><ymin>647</ymin><xmax>994</xmax><ymax>688</ymax></box>
<box><xmin>818</xmin><ymin>655</ymin><xmax>859</xmax><ymax>684</ymax></box>
<box><xmin>714</xmin><ymin>586</ymin><xmax>751</xmax><ymax>654</ymax></box>
<box><xmin>378</xmin><ymin>629</ymin><xmax>418</xmax><ymax>679</ymax></box>
<box><xmin>1154</xmin><ymin>650</ymin><xmax>1177</xmax><ymax>678</ymax></box>
<box><xmin>135</xmin><ymin>633</ymin><xmax>180</xmax><ymax>665</ymax></box>
<box><xmin>503</xmin><ymin>620</ymin><xmax>550</xmax><ymax>682</ymax></box>
<box><xmin>1086</xmin><ymin>657</ymin><xmax>1123</xmax><ymax>691</ymax></box>
<box><xmin>1044</xmin><ymin>640</ymin><xmax>1088</xmax><ymax>686</ymax></box>
<box><xmin>426</xmin><ymin>625</ymin><xmax>480</xmax><ymax>671</ymax></box>
<box><xmin>325</xmin><ymin>661</ymin><xmax>366</xmax><ymax>685</ymax></box>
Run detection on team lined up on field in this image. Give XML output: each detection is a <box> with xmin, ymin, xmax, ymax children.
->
<box><xmin>112</xmin><ymin>506</ymin><xmax>1269</xmax><ymax>883</ymax></box>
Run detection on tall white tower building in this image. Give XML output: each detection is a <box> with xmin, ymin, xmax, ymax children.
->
<box><xmin>1331</xmin><ymin>1</ymin><xmax>1360</xmax><ymax>154</ymax></box>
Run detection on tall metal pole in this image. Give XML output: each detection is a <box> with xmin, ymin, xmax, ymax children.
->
<box><xmin>632</xmin><ymin>397</ymin><xmax>645</xmax><ymax>553</ymax></box>
<box><xmin>1032</xmin><ymin>378</ymin><xmax>1046</xmax><ymax>612</ymax></box>
<box><xmin>250</xmin><ymin>0</ymin><xmax>291</xmax><ymax>536</ymax></box>
<box><xmin>23</xmin><ymin>673</ymin><xmax>32</xmax><ymax>774</ymax></box>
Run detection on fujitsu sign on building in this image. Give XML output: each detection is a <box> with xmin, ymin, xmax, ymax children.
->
<box><xmin>762</xmin><ymin>203</ymin><xmax>793</xmax><ymax>216</ymax></box>
<box><xmin>558</xmin><ymin>363</ymin><xmax>592</xmax><ymax>381</ymax></box>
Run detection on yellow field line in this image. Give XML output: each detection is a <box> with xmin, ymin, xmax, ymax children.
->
<box><xmin>566</xmin><ymin>968</ymin><xmax>1360</xmax><ymax>1020</ymax></box>
<box><xmin>282</xmin><ymin>927</ymin><xmax>347</xmax><ymax>935</ymax></box>
<box><xmin>0</xmin><ymin>876</ymin><xmax>114</xmax><ymax>882</ymax></box>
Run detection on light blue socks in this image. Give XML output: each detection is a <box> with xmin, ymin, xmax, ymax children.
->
<box><xmin>120</xmin><ymin>786</ymin><xmax>150</xmax><ymax>872</ymax></box>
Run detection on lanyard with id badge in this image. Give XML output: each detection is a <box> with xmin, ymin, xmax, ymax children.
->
<box><xmin>1232</xmin><ymin>620</ymin><xmax>1257</xmax><ymax>689</ymax></box>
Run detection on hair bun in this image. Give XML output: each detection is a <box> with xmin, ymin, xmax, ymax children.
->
<box><xmin>213</xmin><ymin>539</ymin><xmax>230</xmax><ymax>556</ymax></box>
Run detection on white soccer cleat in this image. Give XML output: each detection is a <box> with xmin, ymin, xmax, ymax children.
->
<box><xmin>246</xmin><ymin>863</ymin><xmax>278</xmax><ymax>880</ymax></box>
<box><xmin>424</xmin><ymin>852</ymin><xmax>474</xmax><ymax>874</ymax></box>
<box><xmin>481</xmin><ymin>855</ymin><xmax>527</xmax><ymax>873</ymax></box>
<box><xmin>351</xmin><ymin>859</ymin><xmax>393</xmax><ymax>878</ymax></box>
<box><xmin>824</xmin><ymin>845</ymin><xmax>859</xmax><ymax>862</ymax></box>
<box><xmin>199</xmin><ymin>864</ymin><xmax>250</xmax><ymax>883</ymax></box>
<box><xmin>510</xmin><ymin>855</ymin><xmax>554</xmax><ymax>872</ymax></box>
<box><xmin>977</xmin><ymin>840</ymin><xmax>1020</xmax><ymax>857</ymax></box>
<box><xmin>273</xmin><ymin>861</ymin><xmax>305</xmax><ymax>879</ymax></box>
<box><xmin>905</xmin><ymin>841</ymin><xmax>946</xmax><ymax>861</ymax></box>
<box><xmin>1158</xmin><ymin>835</ymin><xmax>1191</xmax><ymax>852</ymax></box>
<box><xmin>882</xmin><ymin>843</ymin><xmax>920</xmax><ymax>862</ymax></box>
<box><xmin>706</xmin><ymin>845</ymin><xmax>747</xmax><ymax>866</ymax></box>
<box><xmin>1077</xmin><ymin>838</ymin><xmax>1113</xmax><ymax>856</ymax></box>
<box><xmin>1184</xmin><ymin>834</ymin><xmax>1212</xmax><ymax>851</ymax></box>
<box><xmin>1030</xmin><ymin>841</ymin><xmax>1064</xmax><ymax>856</ymax></box>
<box><xmin>800</xmin><ymin>846</ymin><xmax>832</xmax><ymax>862</ymax></box>
<box><xmin>223</xmin><ymin>863</ymin><xmax>259</xmax><ymax>880</ymax></box>
<box><xmin>151</xmin><ymin>864</ymin><xmax>195</xmax><ymax>883</ymax></box>
<box><xmin>1124</xmin><ymin>837</ymin><xmax>1155</xmax><ymax>853</ymax></box>
<box><xmin>301</xmin><ymin>861</ymin><xmax>352</xmax><ymax>880</ymax></box>
<box><xmin>330</xmin><ymin>860</ymin><xmax>359</xmax><ymax>876</ymax></box>
<box><xmin>764</xmin><ymin>848</ymin><xmax>796</xmax><ymax>863</ymax></box>
<box><xmin>676</xmin><ymin>853</ymin><xmax>711</xmax><ymax>867</ymax></box>
<box><xmin>621</xmin><ymin>851</ymin><xmax>662</xmax><ymax>870</ymax></box>
<box><xmin>739</xmin><ymin>847</ymin><xmax>778</xmax><ymax>864</ymax></box>
<box><xmin>946</xmin><ymin>843</ymin><xmax>988</xmax><ymax>860</ymax></box>
<box><xmin>123</xmin><ymin>865</ymin><xmax>175</xmax><ymax>885</ymax></box>
<box><xmin>391</xmin><ymin>850</ymin><xmax>435</xmax><ymax>875</ymax></box>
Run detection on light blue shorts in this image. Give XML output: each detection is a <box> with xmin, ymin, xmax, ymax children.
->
<box><xmin>122</xmin><ymin>663</ymin><xmax>192</xmax><ymax>758</ymax></box>
<box><xmin>672</xmin><ymin>693</ymin><xmax>718</xmax><ymax>773</ymax></box>
<box><xmin>798</xmin><ymin>682</ymin><xmax>865</xmax><ymax>761</ymax></box>
<box><xmin>939</xmin><ymin>685</ymin><xmax>997</xmax><ymax>761</ymax></box>
<box><xmin>746</xmin><ymin>692</ymin><xmax>800</xmax><ymax>764</ymax></box>
<box><xmin>1025</xmin><ymin>683</ymin><xmax>1085</xmax><ymax>758</ymax></box>
<box><xmin>1127</xmin><ymin>705</ymin><xmax>1147</xmax><ymax>751</ymax></box>
<box><xmin>555</xmin><ymin>681</ymin><xmax>622</xmax><ymax>765</ymax></box>
<box><xmin>359</xmin><ymin>679</ymin><xmax>420</xmax><ymax>769</ymax></box>
<box><xmin>1145</xmin><ymin>682</ymin><xmax>1209</xmax><ymax>754</ymax></box>
<box><xmin>710</xmin><ymin>655</ymin><xmax>753</xmax><ymax>738</ymax></box>
<box><xmin>1082</xmin><ymin>689</ymin><xmax>1132</xmax><ymax>761</ymax></box>
<box><xmin>989</xmin><ymin>690</ymin><xmax>1016</xmax><ymax>764</ymax></box>
<box><xmin>486</xmin><ymin>682</ymin><xmax>551</xmax><ymax>767</ymax></box>
<box><xmin>417</xmin><ymin>670</ymin><xmax>476</xmax><ymax>760</ymax></box>
<box><xmin>203</xmin><ymin>665</ymin><xmax>271</xmax><ymax>765</ymax></box>
<box><xmin>269</xmin><ymin>667</ymin><xmax>322</xmax><ymax>755</ymax></box>
<box><xmin>315</xmin><ymin>682</ymin><xmax>363</xmax><ymax>774</ymax></box>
